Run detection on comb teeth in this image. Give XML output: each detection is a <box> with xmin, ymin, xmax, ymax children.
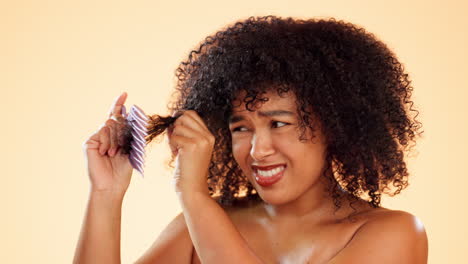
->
<box><xmin>124</xmin><ymin>105</ymin><xmax>149</xmax><ymax>177</ymax></box>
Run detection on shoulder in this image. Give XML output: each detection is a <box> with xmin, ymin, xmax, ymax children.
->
<box><xmin>330</xmin><ymin>209</ymin><xmax>428</xmax><ymax>264</ymax></box>
<box><xmin>356</xmin><ymin>208</ymin><xmax>427</xmax><ymax>235</ymax></box>
<box><xmin>359</xmin><ymin>209</ymin><xmax>428</xmax><ymax>246</ymax></box>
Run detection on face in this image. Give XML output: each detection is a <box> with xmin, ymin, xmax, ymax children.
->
<box><xmin>229</xmin><ymin>90</ymin><xmax>328</xmax><ymax>205</ymax></box>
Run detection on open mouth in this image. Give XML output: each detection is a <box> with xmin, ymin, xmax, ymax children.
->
<box><xmin>253</xmin><ymin>165</ymin><xmax>286</xmax><ymax>187</ymax></box>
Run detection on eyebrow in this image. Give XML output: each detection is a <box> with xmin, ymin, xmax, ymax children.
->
<box><xmin>228</xmin><ymin>110</ymin><xmax>295</xmax><ymax>124</ymax></box>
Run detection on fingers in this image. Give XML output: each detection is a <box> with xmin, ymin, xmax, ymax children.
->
<box><xmin>172</xmin><ymin>123</ymin><xmax>205</xmax><ymax>140</ymax></box>
<box><xmin>168</xmin><ymin>134</ymin><xmax>196</xmax><ymax>154</ymax></box>
<box><xmin>106</xmin><ymin>119</ymin><xmax>118</xmax><ymax>156</ymax></box>
<box><xmin>98</xmin><ymin>125</ymin><xmax>111</xmax><ymax>155</ymax></box>
<box><xmin>96</xmin><ymin>119</ymin><xmax>121</xmax><ymax>157</ymax></box>
<box><xmin>168</xmin><ymin>124</ymin><xmax>201</xmax><ymax>157</ymax></box>
<box><xmin>100</xmin><ymin>92</ymin><xmax>129</xmax><ymax>156</ymax></box>
<box><xmin>108</xmin><ymin>92</ymin><xmax>128</xmax><ymax>120</ymax></box>
<box><xmin>174</xmin><ymin>110</ymin><xmax>210</xmax><ymax>133</ymax></box>
<box><xmin>84</xmin><ymin>93</ymin><xmax>129</xmax><ymax>157</ymax></box>
<box><xmin>168</xmin><ymin>111</ymin><xmax>215</xmax><ymax>155</ymax></box>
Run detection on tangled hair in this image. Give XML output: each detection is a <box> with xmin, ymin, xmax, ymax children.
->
<box><xmin>137</xmin><ymin>15</ymin><xmax>423</xmax><ymax>209</ymax></box>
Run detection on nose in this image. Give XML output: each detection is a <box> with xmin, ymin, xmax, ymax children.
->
<box><xmin>250</xmin><ymin>131</ymin><xmax>275</xmax><ymax>161</ymax></box>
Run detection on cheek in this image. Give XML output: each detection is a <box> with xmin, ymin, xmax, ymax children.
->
<box><xmin>273</xmin><ymin>132</ymin><xmax>302</xmax><ymax>156</ymax></box>
<box><xmin>231</xmin><ymin>137</ymin><xmax>251</xmax><ymax>167</ymax></box>
<box><xmin>275</xmin><ymin>133</ymin><xmax>326</xmax><ymax>167</ymax></box>
<box><xmin>294</xmin><ymin>143</ymin><xmax>327</xmax><ymax>178</ymax></box>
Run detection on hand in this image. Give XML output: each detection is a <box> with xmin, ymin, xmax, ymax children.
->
<box><xmin>82</xmin><ymin>92</ymin><xmax>133</xmax><ymax>196</ymax></box>
<box><xmin>167</xmin><ymin>110</ymin><xmax>215</xmax><ymax>194</ymax></box>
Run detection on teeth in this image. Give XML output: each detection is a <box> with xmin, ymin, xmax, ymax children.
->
<box><xmin>257</xmin><ymin>166</ymin><xmax>285</xmax><ymax>177</ymax></box>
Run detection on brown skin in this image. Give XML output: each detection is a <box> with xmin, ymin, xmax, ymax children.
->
<box><xmin>74</xmin><ymin>92</ymin><xmax>133</xmax><ymax>264</ymax></box>
<box><xmin>189</xmin><ymin>198</ymin><xmax>427</xmax><ymax>264</ymax></box>
<box><xmin>229</xmin><ymin>90</ymin><xmax>329</xmax><ymax>209</ymax></box>
<box><xmin>187</xmin><ymin>90</ymin><xmax>428</xmax><ymax>263</ymax></box>
<box><xmin>75</xmin><ymin>92</ymin><xmax>428</xmax><ymax>264</ymax></box>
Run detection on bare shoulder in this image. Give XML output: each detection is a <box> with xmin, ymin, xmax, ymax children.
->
<box><xmin>357</xmin><ymin>208</ymin><xmax>428</xmax><ymax>240</ymax></box>
<box><xmin>135</xmin><ymin>212</ymin><xmax>194</xmax><ymax>264</ymax></box>
<box><xmin>330</xmin><ymin>208</ymin><xmax>428</xmax><ymax>264</ymax></box>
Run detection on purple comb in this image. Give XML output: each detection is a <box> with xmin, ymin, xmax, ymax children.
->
<box><xmin>121</xmin><ymin>104</ymin><xmax>149</xmax><ymax>177</ymax></box>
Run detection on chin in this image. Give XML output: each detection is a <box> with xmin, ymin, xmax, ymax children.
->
<box><xmin>254</xmin><ymin>188</ymin><xmax>293</xmax><ymax>205</ymax></box>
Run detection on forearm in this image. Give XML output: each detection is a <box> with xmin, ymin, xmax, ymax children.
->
<box><xmin>73</xmin><ymin>191</ymin><xmax>124</xmax><ymax>264</ymax></box>
<box><xmin>177</xmin><ymin>192</ymin><xmax>264</xmax><ymax>264</ymax></box>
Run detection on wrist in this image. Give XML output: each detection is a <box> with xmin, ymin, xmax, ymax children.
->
<box><xmin>172</xmin><ymin>178</ymin><xmax>209</xmax><ymax>196</ymax></box>
<box><xmin>176</xmin><ymin>190</ymin><xmax>214</xmax><ymax>213</ymax></box>
<box><xmin>89</xmin><ymin>188</ymin><xmax>126</xmax><ymax>203</ymax></box>
<box><xmin>175</xmin><ymin>186</ymin><xmax>210</xmax><ymax>201</ymax></box>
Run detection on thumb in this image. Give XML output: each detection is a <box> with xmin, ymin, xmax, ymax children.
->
<box><xmin>82</xmin><ymin>129</ymin><xmax>105</xmax><ymax>159</ymax></box>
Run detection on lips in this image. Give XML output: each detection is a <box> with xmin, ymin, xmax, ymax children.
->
<box><xmin>252</xmin><ymin>164</ymin><xmax>286</xmax><ymax>187</ymax></box>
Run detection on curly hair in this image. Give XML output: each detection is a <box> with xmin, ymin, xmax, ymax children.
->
<box><xmin>137</xmin><ymin>15</ymin><xmax>423</xmax><ymax>209</ymax></box>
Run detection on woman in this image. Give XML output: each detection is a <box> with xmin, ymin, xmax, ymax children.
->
<box><xmin>74</xmin><ymin>15</ymin><xmax>428</xmax><ymax>263</ymax></box>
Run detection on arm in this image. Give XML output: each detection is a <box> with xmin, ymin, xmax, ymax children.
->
<box><xmin>167</xmin><ymin>110</ymin><xmax>264</xmax><ymax>264</ymax></box>
<box><xmin>73</xmin><ymin>190</ymin><xmax>125</xmax><ymax>264</ymax></box>
<box><xmin>75</xmin><ymin>92</ymin><xmax>134</xmax><ymax>263</ymax></box>
<box><xmin>328</xmin><ymin>210</ymin><xmax>428</xmax><ymax>264</ymax></box>
<box><xmin>177</xmin><ymin>191</ymin><xmax>264</xmax><ymax>264</ymax></box>
<box><xmin>134</xmin><ymin>212</ymin><xmax>194</xmax><ymax>264</ymax></box>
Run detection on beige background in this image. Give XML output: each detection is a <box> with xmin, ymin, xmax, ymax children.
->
<box><xmin>1</xmin><ymin>0</ymin><xmax>466</xmax><ymax>263</ymax></box>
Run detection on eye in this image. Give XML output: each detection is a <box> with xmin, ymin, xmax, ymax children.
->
<box><xmin>271</xmin><ymin>121</ymin><xmax>289</xmax><ymax>128</ymax></box>
<box><xmin>231</xmin><ymin>126</ymin><xmax>249</xmax><ymax>132</ymax></box>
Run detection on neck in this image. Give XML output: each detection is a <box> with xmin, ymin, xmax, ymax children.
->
<box><xmin>258</xmin><ymin>172</ymin><xmax>355</xmax><ymax>225</ymax></box>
